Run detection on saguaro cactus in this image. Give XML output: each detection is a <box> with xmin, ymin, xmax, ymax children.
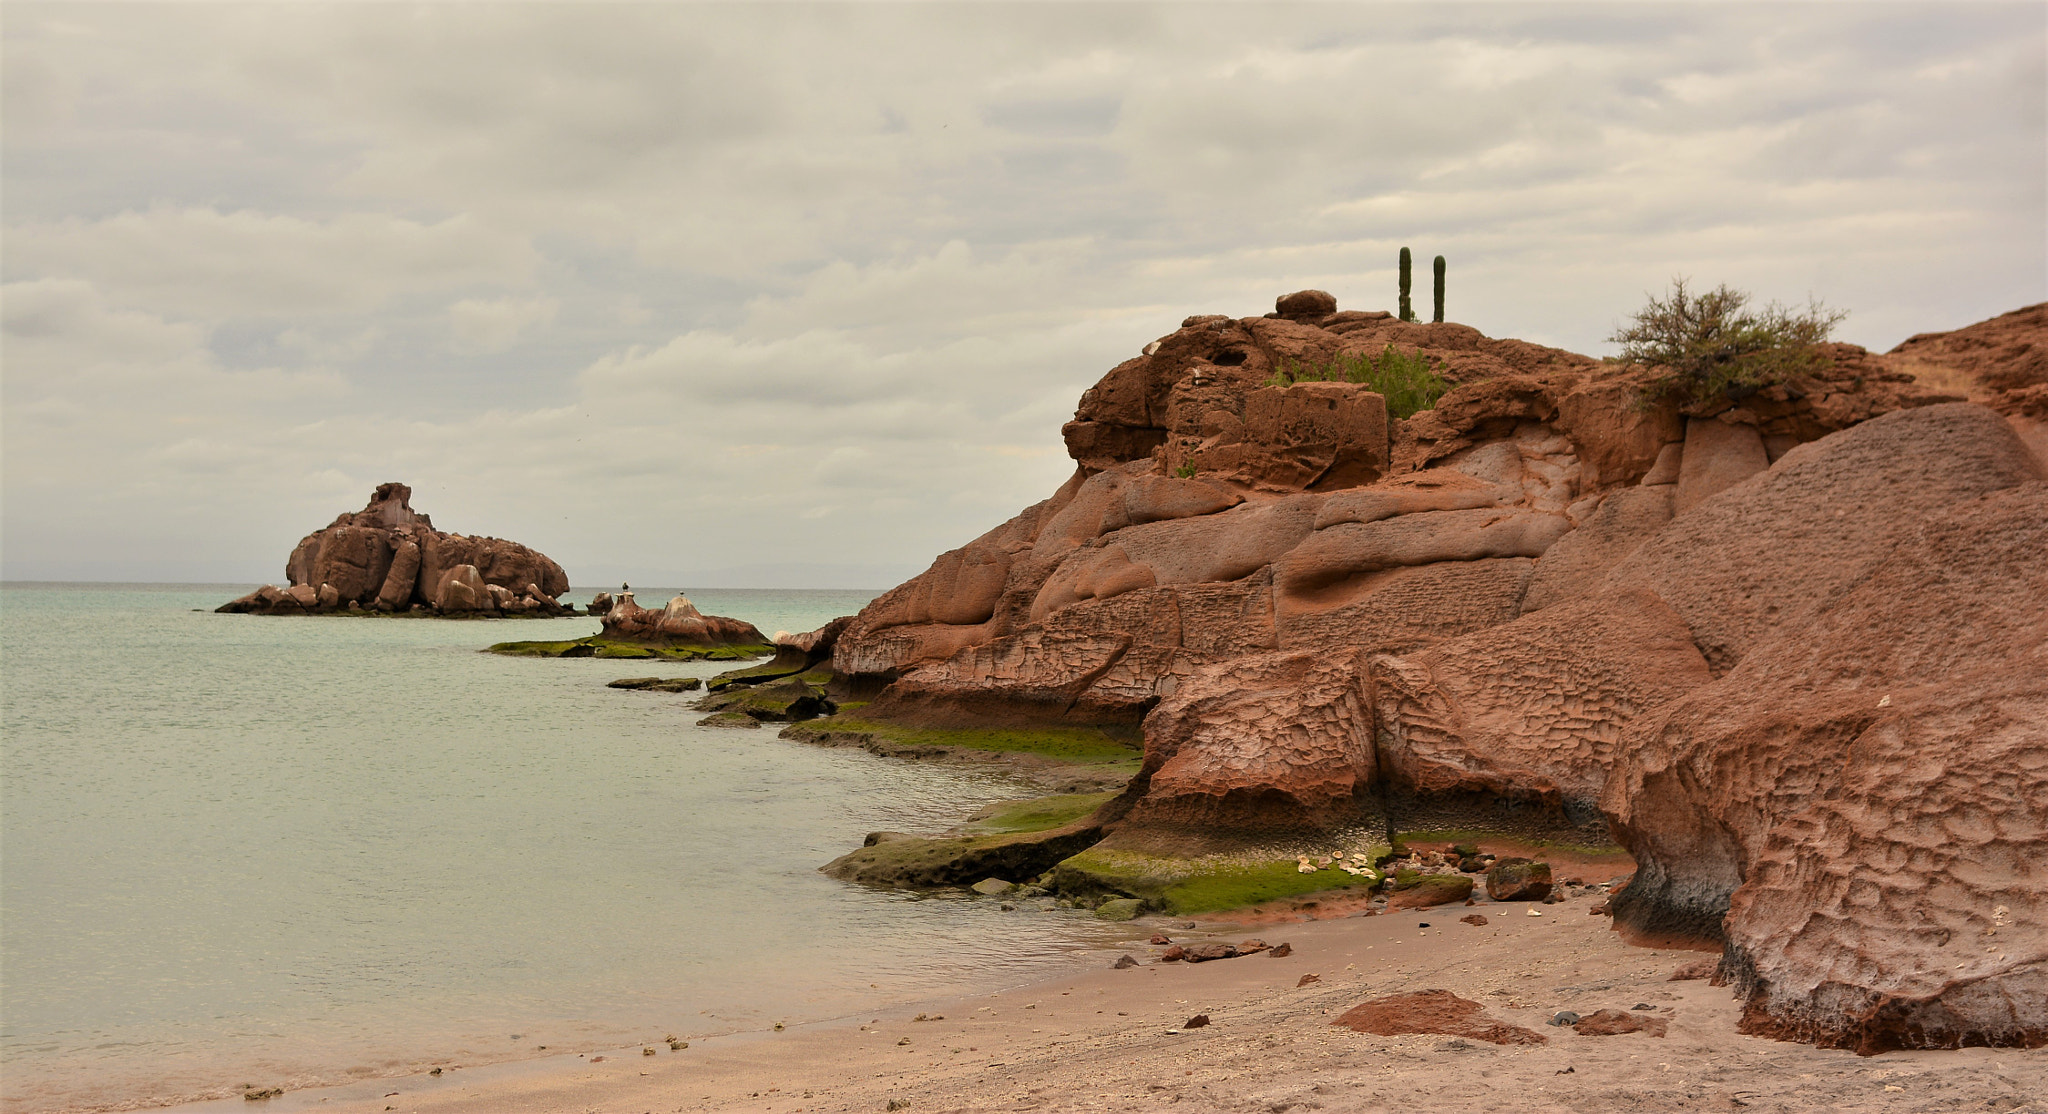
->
<box><xmin>1398</xmin><ymin>247</ymin><xmax>1413</xmax><ymax>322</ymax></box>
<box><xmin>1433</xmin><ymin>255</ymin><xmax>1446</xmax><ymax>323</ymax></box>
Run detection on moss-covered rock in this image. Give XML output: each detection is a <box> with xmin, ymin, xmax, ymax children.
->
<box><xmin>780</xmin><ymin>716</ymin><xmax>1143</xmax><ymax>766</ymax></box>
<box><xmin>821</xmin><ymin>821</ymin><xmax>1106</xmax><ymax>888</ymax></box>
<box><xmin>1485</xmin><ymin>858</ymin><xmax>1554</xmax><ymax>901</ymax></box>
<box><xmin>606</xmin><ymin>676</ymin><xmax>703</xmax><ymax>692</ymax></box>
<box><xmin>1094</xmin><ymin>897</ymin><xmax>1143</xmax><ymax>921</ymax></box>
<box><xmin>696</xmin><ymin>711</ymin><xmax>762</xmax><ymax>729</ymax></box>
<box><xmin>694</xmin><ymin>678</ymin><xmax>836</xmax><ymax>723</ymax></box>
<box><xmin>958</xmin><ymin>792</ymin><xmax>1118</xmax><ymax>836</ymax></box>
<box><xmin>1050</xmin><ymin>848</ymin><xmax>1379</xmax><ymax>915</ymax></box>
<box><xmin>488</xmin><ymin>636</ymin><xmax>773</xmax><ymax>661</ymax></box>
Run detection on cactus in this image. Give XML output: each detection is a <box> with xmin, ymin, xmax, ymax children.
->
<box><xmin>1432</xmin><ymin>255</ymin><xmax>1446</xmax><ymax>323</ymax></box>
<box><xmin>1398</xmin><ymin>247</ymin><xmax>1413</xmax><ymax>321</ymax></box>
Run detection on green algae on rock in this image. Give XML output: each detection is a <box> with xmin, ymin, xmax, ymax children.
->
<box><xmin>606</xmin><ymin>676</ymin><xmax>704</xmax><ymax>692</ymax></box>
<box><xmin>780</xmin><ymin>716</ymin><xmax>1142</xmax><ymax>767</ymax></box>
<box><xmin>821</xmin><ymin>821</ymin><xmax>1106</xmax><ymax>889</ymax></box>
<box><xmin>487</xmin><ymin>636</ymin><xmax>773</xmax><ymax>661</ymax></box>
<box><xmin>1050</xmin><ymin>847</ymin><xmax>1384</xmax><ymax>916</ymax></box>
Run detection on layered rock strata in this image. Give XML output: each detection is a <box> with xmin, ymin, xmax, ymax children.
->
<box><xmin>820</xmin><ymin>294</ymin><xmax>2047</xmax><ymax>1053</ymax></box>
<box><xmin>218</xmin><ymin>484</ymin><xmax>571</xmax><ymax>616</ymax></box>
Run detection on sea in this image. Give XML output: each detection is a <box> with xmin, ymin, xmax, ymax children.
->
<box><xmin>0</xmin><ymin>583</ymin><xmax>1145</xmax><ymax>1113</ymax></box>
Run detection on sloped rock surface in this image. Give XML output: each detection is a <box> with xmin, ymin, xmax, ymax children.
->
<box><xmin>1606</xmin><ymin>472</ymin><xmax>2047</xmax><ymax>1053</ymax></box>
<box><xmin>219</xmin><ymin>483</ymin><xmax>569</xmax><ymax>615</ymax></box>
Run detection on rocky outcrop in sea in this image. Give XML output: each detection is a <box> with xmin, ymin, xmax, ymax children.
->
<box><xmin>217</xmin><ymin>483</ymin><xmax>572</xmax><ymax>616</ymax></box>
<box><xmin>813</xmin><ymin>293</ymin><xmax>2047</xmax><ymax>1054</ymax></box>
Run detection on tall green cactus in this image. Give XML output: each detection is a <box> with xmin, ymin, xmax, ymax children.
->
<box><xmin>1432</xmin><ymin>255</ymin><xmax>1446</xmax><ymax>323</ymax></box>
<box><xmin>1398</xmin><ymin>247</ymin><xmax>1413</xmax><ymax>322</ymax></box>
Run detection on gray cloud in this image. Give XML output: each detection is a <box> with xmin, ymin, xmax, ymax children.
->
<box><xmin>3</xmin><ymin>2</ymin><xmax>2042</xmax><ymax>585</ymax></box>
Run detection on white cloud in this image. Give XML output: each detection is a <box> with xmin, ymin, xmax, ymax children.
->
<box><xmin>4</xmin><ymin>207</ymin><xmax>538</xmax><ymax>319</ymax></box>
<box><xmin>448</xmin><ymin>294</ymin><xmax>559</xmax><ymax>354</ymax></box>
<box><xmin>1</xmin><ymin>3</ymin><xmax>2041</xmax><ymax>584</ymax></box>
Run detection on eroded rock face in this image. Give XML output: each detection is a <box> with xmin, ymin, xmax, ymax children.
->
<box><xmin>218</xmin><ymin>484</ymin><xmax>570</xmax><ymax>616</ymax></box>
<box><xmin>1605</xmin><ymin>462</ymin><xmax>2047</xmax><ymax>1053</ymax></box>
<box><xmin>826</xmin><ymin>297</ymin><xmax>2045</xmax><ymax>1053</ymax></box>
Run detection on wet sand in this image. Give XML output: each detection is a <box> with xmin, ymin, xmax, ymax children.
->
<box><xmin>166</xmin><ymin>885</ymin><xmax>2046</xmax><ymax>1114</ymax></box>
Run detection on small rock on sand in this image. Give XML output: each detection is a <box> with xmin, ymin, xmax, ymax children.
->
<box><xmin>1460</xmin><ymin>914</ymin><xmax>1488</xmax><ymax>926</ymax></box>
<box><xmin>1184</xmin><ymin>1014</ymin><xmax>1210</xmax><ymax>1028</ymax></box>
<box><xmin>1268</xmin><ymin>942</ymin><xmax>1293</xmax><ymax>957</ymax></box>
<box><xmin>1297</xmin><ymin>974</ymin><xmax>1320</xmax><ymax>987</ymax></box>
<box><xmin>1113</xmin><ymin>954</ymin><xmax>1139</xmax><ymax>969</ymax></box>
<box><xmin>1572</xmin><ymin>1010</ymin><xmax>1669</xmax><ymax>1037</ymax></box>
<box><xmin>971</xmin><ymin>878</ymin><xmax>1015</xmax><ymax>896</ymax></box>
<box><xmin>1332</xmin><ymin>990</ymin><xmax>1546</xmax><ymax>1046</ymax></box>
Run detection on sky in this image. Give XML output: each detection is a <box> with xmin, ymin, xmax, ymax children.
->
<box><xmin>4</xmin><ymin>3</ymin><xmax>2043</xmax><ymax>588</ymax></box>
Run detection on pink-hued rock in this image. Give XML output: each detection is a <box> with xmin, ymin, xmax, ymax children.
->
<box><xmin>1673</xmin><ymin>418</ymin><xmax>1769</xmax><ymax>515</ymax></box>
<box><xmin>218</xmin><ymin>483</ymin><xmax>569</xmax><ymax>616</ymax></box>
<box><xmin>1332</xmin><ymin>990</ymin><xmax>1546</xmax><ymax>1045</ymax></box>
<box><xmin>1606</xmin><ymin>462</ymin><xmax>2047</xmax><ymax>1053</ymax></box>
<box><xmin>818</xmin><ymin>297</ymin><xmax>2045</xmax><ymax>1056</ymax></box>
<box><xmin>598</xmin><ymin>592</ymin><xmax>768</xmax><ymax>648</ymax></box>
<box><xmin>1097</xmin><ymin>649</ymin><xmax>1379</xmax><ymax>853</ymax></box>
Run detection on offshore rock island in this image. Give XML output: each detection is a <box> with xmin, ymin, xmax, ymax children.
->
<box><xmin>218</xmin><ymin>483</ymin><xmax>573</xmax><ymax>617</ymax></box>
<box><xmin>774</xmin><ymin>293</ymin><xmax>2046</xmax><ymax>1055</ymax></box>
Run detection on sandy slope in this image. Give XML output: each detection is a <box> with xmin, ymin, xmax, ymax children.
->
<box><xmin>170</xmin><ymin>887</ymin><xmax>2045</xmax><ymax>1114</ymax></box>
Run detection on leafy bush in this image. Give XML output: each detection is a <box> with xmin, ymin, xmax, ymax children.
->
<box><xmin>1610</xmin><ymin>279</ymin><xmax>1847</xmax><ymax>404</ymax></box>
<box><xmin>1266</xmin><ymin>344</ymin><xmax>1450</xmax><ymax>419</ymax></box>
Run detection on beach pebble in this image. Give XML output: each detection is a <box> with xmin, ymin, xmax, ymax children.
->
<box><xmin>1550</xmin><ymin>1011</ymin><xmax>1582</xmax><ymax>1027</ymax></box>
<box><xmin>1461</xmin><ymin>914</ymin><xmax>1488</xmax><ymax>926</ymax></box>
<box><xmin>1526</xmin><ymin>908</ymin><xmax>1543</xmax><ymax>916</ymax></box>
<box><xmin>1184</xmin><ymin>1014</ymin><xmax>1210</xmax><ymax>1028</ymax></box>
<box><xmin>1269</xmin><ymin>942</ymin><xmax>1293</xmax><ymax>957</ymax></box>
<box><xmin>1113</xmin><ymin>954</ymin><xmax>1139</xmax><ymax>969</ymax></box>
<box><xmin>1297</xmin><ymin>973</ymin><xmax>1320</xmax><ymax>987</ymax></box>
<box><xmin>1149</xmin><ymin>934</ymin><xmax>1173</xmax><ymax>945</ymax></box>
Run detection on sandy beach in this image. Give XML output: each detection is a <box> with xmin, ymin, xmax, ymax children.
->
<box><xmin>166</xmin><ymin>882</ymin><xmax>2046</xmax><ymax>1114</ymax></box>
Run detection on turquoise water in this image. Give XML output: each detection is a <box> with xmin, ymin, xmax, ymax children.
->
<box><xmin>0</xmin><ymin>584</ymin><xmax>1138</xmax><ymax>1113</ymax></box>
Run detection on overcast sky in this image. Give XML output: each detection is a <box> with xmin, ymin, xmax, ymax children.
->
<box><xmin>4</xmin><ymin>3</ymin><xmax>2043</xmax><ymax>587</ymax></box>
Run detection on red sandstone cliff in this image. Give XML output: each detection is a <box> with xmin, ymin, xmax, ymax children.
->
<box><xmin>819</xmin><ymin>295</ymin><xmax>2047</xmax><ymax>1053</ymax></box>
<box><xmin>218</xmin><ymin>483</ymin><xmax>571</xmax><ymax>616</ymax></box>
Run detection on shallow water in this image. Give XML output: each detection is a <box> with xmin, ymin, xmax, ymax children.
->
<box><xmin>0</xmin><ymin>584</ymin><xmax>1140</xmax><ymax>1113</ymax></box>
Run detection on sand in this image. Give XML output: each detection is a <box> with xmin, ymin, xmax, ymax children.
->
<box><xmin>167</xmin><ymin>884</ymin><xmax>2046</xmax><ymax>1114</ymax></box>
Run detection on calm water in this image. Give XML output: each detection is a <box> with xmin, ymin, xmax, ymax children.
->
<box><xmin>0</xmin><ymin>584</ymin><xmax>1140</xmax><ymax>1113</ymax></box>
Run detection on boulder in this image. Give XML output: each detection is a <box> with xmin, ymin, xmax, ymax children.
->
<box><xmin>1331</xmin><ymin>990</ymin><xmax>1546</xmax><ymax>1045</ymax></box>
<box><xmin>1572</xmin><ymin>1010</ymin><xmax>1669</xmax><ymax>1038</ymax></box>
<box><xmin>1484</xmin><ymin>859</ymin><xmax>1554</xmax><ymax>901</ymax></box>
<box><xmin>1275</xmin><ymin>289</ymin><xmax>1338</xmax><ymax>320</ymax></box>
<box><xmin>599</xmin><ymin>592</ymin><xmax>769</xmax><ymax>649</ymax></box>
<box><xmin>1388</xmin><ymin>874</ymin><xmax>1475</xmax><ymax>909</ymax></box>
<box><xmin>1097</xmin><ymin>649</ymin><xmax>1380</xmax><ymax>853</ymax></box>
<box><xmin>217</xmin><ymin>483</ymin><xmax>569</xmax><ymax>616</ymax></box>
